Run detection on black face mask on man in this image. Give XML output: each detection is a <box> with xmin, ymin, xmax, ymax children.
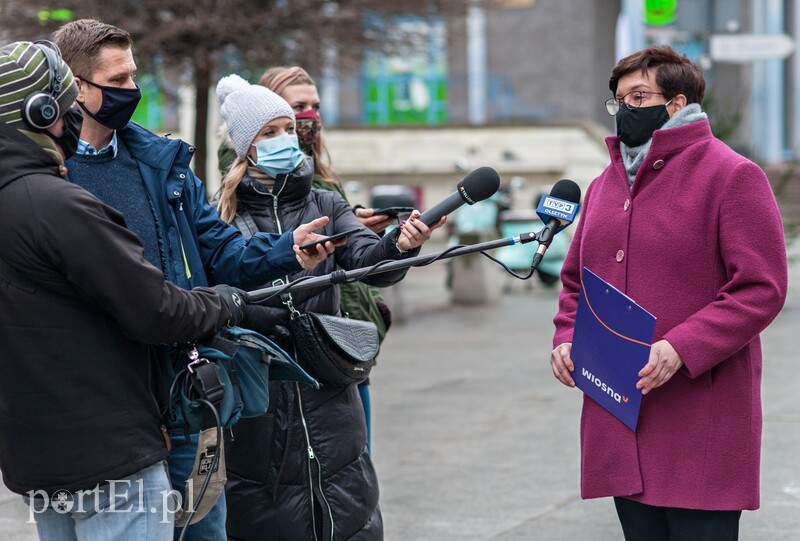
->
<box><xmin>48</xmin><ymin>106</ymin><xmax>83</xmax><ymax>160</ymax></box>
<box><xmin>615</xmin><ymin>101</ymin><xmax>671</xmax><ymax>148</ymax></box>
<box><xmin>78</xmin><ymin>79</ymin><xmax>141</xmax><ymax>131</ymax></box>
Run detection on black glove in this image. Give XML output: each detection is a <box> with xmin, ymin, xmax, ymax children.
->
<box><xmin>211</xmin><ymin>284</ymin><xmax>246</xmax><ymax>327</ymax></box>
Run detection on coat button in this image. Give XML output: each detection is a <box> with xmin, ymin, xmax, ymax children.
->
<box><xmin>173</xmin><ymin>191</ymin><xmax>180</xmax><ymax>196</ymax></box>
<box><xmin>623</xmin><ymin>199</ymin><xmax>630</xmax><ymax>211</ymax></box>
<box><xmin>188</xmin><ymin>146</ymin><xmax>195</xmax><ymax>153</ymax></box>
<box><xmin>616</xmin><ymin>250</ymin><xmax>624</xmax><ymax>262</ymax></box>
<box><xmin>653</xmin><ymin>159</ymin><xmax>665</xmax><ymax>169</ymax></box>
<box><xmin>179</xmin><ymin>173</ymin><xmax>186</xmax><ymax>179</ymax></box>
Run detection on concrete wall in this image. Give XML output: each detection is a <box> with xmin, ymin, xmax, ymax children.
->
<box><xmin>447</xmin><ymin>0</ymin><xmax>620</xmax><ymax>129</ymax></box>
<box><xmin>332</xmin><ymin>0</ymin><xmax>620</xmax><ymax>129</ymax></box>
<box><xmin>323</xmin><ymin>122</ymin><xmax>611</xmax><ymax>213</ymax></box>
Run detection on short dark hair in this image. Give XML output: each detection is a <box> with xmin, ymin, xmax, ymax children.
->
<box><xmin>609</xmin><ymin>45</ymin><xmax>705</xmax><ymax>105</ymax></box>
<box><xmin>52</xmin><ymin>19</ymin><xmax>132</xmax><ymax>79</ymax></box>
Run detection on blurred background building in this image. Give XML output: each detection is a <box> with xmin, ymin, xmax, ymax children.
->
<box><xmin>1</xmin><ymin>0</ymin><xmax>798</xmax><ymax>216</ymax></box>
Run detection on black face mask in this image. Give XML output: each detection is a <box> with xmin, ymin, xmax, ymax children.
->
<box><xmin>615</xmin><ymin>102</ymin><xmax>671</xmax><ymax>148</ymax></box>
<box><xmin>48</xmin><ymin>106</ymin><xmax>83</xmax><ymax>160</ymax></box>
<box><xmin>78</xmin><ymin>79</ymin><xmax>141</xmax><ymax>130</ymax></box>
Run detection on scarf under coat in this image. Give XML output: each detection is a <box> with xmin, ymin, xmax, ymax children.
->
<box><xmin>620</xmin><ymin>103</ymin><xmax>708</xmax><ymax>189</ymax></box>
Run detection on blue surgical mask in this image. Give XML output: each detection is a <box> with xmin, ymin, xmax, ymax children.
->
<box><xmin>251</xmin><ymin>133</ymin><xmax>306</xmax><ymax>178</ymax></box>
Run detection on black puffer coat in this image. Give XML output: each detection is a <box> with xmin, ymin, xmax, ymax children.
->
<box><xmin>226</xmin><ymin>161</ymin><xmax>415</xmax><ymax>541</ymax></box>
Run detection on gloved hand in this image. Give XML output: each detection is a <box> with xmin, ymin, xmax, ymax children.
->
<box><xmin>211</xmin><ymin>284</ymin><xmax>247</xmax><ymax>327</ymax></box>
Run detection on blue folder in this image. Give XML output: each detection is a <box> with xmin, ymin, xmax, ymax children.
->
<box><xmin>570</xmin><ymin>267</ymin><xmax>656</xmax><ymax>431</ymax></box>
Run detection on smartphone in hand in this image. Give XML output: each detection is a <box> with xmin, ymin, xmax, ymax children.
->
<box><xmin>371</xmin><ymin>206</ymin><xmax>414</xmax><ymax>218</ymax></box>
<box><xmin>298</xmin><ymin>227</ymin><xmax>362</xmax><ymax>253</ymax></box>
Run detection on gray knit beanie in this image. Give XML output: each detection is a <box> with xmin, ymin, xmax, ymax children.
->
<box><xmin>217</xmin><ymin>74</ymin><xmax>295</xmax><ymax>158</ymax></box>
<box><xmin>0</xmin><ymin>41</ymin><xmax>79</xmax><ymax>127</ymax></box>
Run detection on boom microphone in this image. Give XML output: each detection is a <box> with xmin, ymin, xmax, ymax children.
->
<box><xmin>532</xmin><ymin>179</ymin><xmax>581</xmax><ymax>269</ymax></box>
<box><xmin>418</xmin><ymin>167</ymin><xmax>501</xmax><ymax>227</ymax></box>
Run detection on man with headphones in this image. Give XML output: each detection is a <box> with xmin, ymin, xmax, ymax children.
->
<box><xmin>0</xmin><ymin>40</ymin><xmax>252</xmax><ymax>541</ymax></box>
<box><xmin>0</xmin><ymin>40</ymin><xmax>82</xmax><ymax>164</ymax></box>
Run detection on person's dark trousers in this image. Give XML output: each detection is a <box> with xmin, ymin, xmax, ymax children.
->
<box><xmin>614</xmin><ymin>497</ymin><xmax>742</xmax><ymax>541</ymax></box>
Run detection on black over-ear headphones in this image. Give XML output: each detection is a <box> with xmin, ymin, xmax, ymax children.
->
<box><xmin>21</xmin><ymin>40</ymin><xmax>64</xmax><ymax>131</ymax></box>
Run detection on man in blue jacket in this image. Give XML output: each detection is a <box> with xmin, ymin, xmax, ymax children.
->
<box><xmin>54</xmin><ymin>19</ymin><xmax>337</xmax><ymax>541</ymax></box>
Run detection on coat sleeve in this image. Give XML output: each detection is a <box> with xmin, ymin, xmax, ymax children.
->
<box><xmin>35</xmin><ymin>182</ymin><xmax>231</xmax><ymax>344</ymax></box>
<box><xmin>552</xmin><ymin>181</ymin><xmax>595</xmax><ymax>348</ymax></box>
<box><xmin>662</xmin><ymin>160</ymin><xmax>788</xmax><ymax>378</ymax></box>
<box><xmin>186</xmin><ymin>171</ymin><xmax>301</xmax><ymax>289</ymax></box>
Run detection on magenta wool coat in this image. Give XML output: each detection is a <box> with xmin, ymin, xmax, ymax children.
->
<box><xmin>553</xmin><ymin>120</ymin><xmax>788</xmax><ymax>511</ymax></box>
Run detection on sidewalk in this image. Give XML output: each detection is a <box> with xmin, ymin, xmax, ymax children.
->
<box><xmin>0</xmin><ymin>243</ymin><xmax>798</xmax><ymax>541</ymax></box>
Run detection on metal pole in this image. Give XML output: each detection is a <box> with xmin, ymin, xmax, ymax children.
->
<box><xmin>793</xmin><ymin>0</ymin><xmax>800</xmax><ymax>157</ymax></box>
<box><xmin>751</xmin><ymin>0</ymin><xmax>786</xmax><ymax>163</ymax></box>
<box><xmin>467</xmin><ymin>2</ymin><xmax>487</xmax><ymax>124</ymax></box>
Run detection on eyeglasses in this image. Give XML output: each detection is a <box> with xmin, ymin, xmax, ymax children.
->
<box><xmin>605</xmin><ymin>91</ymin><xmax>664</xmax><ymax>115</ymax></box>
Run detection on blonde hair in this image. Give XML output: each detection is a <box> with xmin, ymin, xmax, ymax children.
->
<box><xmin>217</xmin><ymin>157</ymin><xmax>249</xmax><ymax>223</ymax></box>
<box><xmin>260</xmin><ymin>66</ymin><xmax>336</xmax><ymax>184</ymax></box>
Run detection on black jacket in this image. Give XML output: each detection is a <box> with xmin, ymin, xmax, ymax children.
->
<box><xmin>226</xmin><ymin>162</ymin><xmax>414</xmax><ymax>540</ymax></box>
<box><xmin>0</xmin><ymin>122</ymin><xmax>232</xmax><ymax>495</ymax></box>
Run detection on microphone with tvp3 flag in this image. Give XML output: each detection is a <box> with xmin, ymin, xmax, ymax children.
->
<box><xmin>246</xmin><ymin>173</ymin><xmax>579</xmax><ymax>303</ymax></box>
<box><xmin>417</xmin><ymin>166</ymin><xmax>501</xmax><ymax>227</ymax></box>
<box><xmin>530</xmin><ymin>179</ymin><xmax>581</xmax><ymax>271</ymax></box>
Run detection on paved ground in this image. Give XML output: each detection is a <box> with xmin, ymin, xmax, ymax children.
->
<box><xmin>1</xmin><ymin>239</ymin><xmax>798</xmax><ymax>541</ymax></box>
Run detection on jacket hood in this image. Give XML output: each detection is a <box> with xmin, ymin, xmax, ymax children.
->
<box><xmin>0</xmin><ymin>121</ymin><xmax>59</xmax><ymax>190</ymax></box>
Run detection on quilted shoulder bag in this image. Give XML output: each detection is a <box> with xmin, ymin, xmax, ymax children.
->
<box><xmin>285</xmin><ymin>293</ymin><xmax>379</xmax><ymax>388</ymax></box>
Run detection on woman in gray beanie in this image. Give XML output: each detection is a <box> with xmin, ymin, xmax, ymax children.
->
<box><xmin>215</xmin><ymin>74</ymin><xmax>443</xmax><ymax>541</ymax></box>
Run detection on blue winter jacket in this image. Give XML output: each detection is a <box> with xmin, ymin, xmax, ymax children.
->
<box><xmin>66</xmin><ymin>122</ymin><xmax>303</xmax><ymax>430</ymax></box>
<box><xmin>114</xmin><ymin>122</ymin><xmax>301</xmax><ymax>290</ymax></box>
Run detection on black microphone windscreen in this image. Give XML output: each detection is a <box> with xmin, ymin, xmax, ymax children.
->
<box><xmin>458</xmin><ymin>167</ymin><xmax>501</xmax><ymax>204</ymax></box>
<box><xmin>550</xmin><ymin>178</ymin><xmax>581</xmax><ymax>204</ymax></box>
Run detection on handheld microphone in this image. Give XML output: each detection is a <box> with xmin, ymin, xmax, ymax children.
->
<box><xmin>532</xmin><ymin>179</ymin><xmax>581</xmax><ymax>269</ymax></box>
<box><xmin>418</xmin><ymin>166</ymin><xmax>501</xmax><ymax>227</ymax></box>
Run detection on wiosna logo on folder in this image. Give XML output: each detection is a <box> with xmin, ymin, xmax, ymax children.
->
<box><xmin>571</xmin><ymin>267</ymin><xmax>656</xmax><ymax>431</ymax></box>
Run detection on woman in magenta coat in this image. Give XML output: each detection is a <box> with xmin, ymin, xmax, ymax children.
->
<box><xmin>550</xmin><ymin>45</ymin><xmax>787</xmax><ymax>540</ymax></box>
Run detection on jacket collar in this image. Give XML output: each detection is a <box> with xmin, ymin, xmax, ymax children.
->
<box><xmin>237</xmin><ymin>159</ymin><xmax>314</xmax><ymax>209</ymax></box>
<box><xmin>0</xmin><ymin>121</ymin><xmax>61</xmax><ymax>190</ymax></box>
<box><xmin>117</xmin><ymin>121</ymin><xmax>196</xmax><ymax>198</ymax></box>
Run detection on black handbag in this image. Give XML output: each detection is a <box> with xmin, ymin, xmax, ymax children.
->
<box><xmin>285</xmin><ymin>293</ymin><xmax>379</xmax><ymax>387</ymax></box>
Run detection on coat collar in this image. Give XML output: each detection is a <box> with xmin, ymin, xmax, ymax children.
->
<box><xmin>607</xmin><ymin>118</ymin><xmax>714</xmax><ymax>164</ymax></box>
<box><xmin>0</xmin><ymin>121</ymin><xmax>61</xmax><ymax>190</ymax></box>
<box><xmin>119</xmin><ymin>122</ymin><xmax>194</xmax><ymax>172</ymax></box>
<box><xmin>118</xmin><ymin>121</ymin><xmax>196</xmax><ymax>198</ymax></box>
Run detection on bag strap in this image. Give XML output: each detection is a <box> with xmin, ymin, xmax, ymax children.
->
<box><xmin>232</xmin><ymin>209</ymin><xmax>259</xmax><ymax>239</ymax></box>
<box><xmin>184</xmin><ymin>344</ymin><xmax>226</xmax><ymax>406</ymax></box>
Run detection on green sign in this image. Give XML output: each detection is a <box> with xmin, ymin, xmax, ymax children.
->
<box><xmin>644</xmin><ymin>0</ymin><xmax>677</xmax><ymax>27</ymax></box>
<box><xmin>130</xmin><ymin>75</ymin><xmax>164</xmax><ymax>131</ymax></box>
<box><xmin>363</xmin><ymin>16</ymin><xmax>448</xmax><ymax>126</ymax></box>
<box><xmin>39</xmin><ymin>8</ymin><xmax>73</xmax><ymax>25</ymax></box>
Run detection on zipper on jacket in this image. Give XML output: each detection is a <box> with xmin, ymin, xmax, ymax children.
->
<box><xmin>272</xmin><ymin>195</ymin><xmax>282</xmax><ymax>235</ymax></box>
<box><xmin>297</xmin><ymin>384</ymin><xmax>335</xmax><ymax>541</ymax></box>
<box><xmin>179</xmin><ymin>237</ymin><xmax>192</xmax><ymax>280</ymax></box>
<box><xmin>265</xmin><ymin>188</ymin><xmax>296</xmax><ymax>302</ymax></box>
<box><xmin>177</xmin><ymin>201</ymin><xmax>192</xmax><ymax>280</ymax></box>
